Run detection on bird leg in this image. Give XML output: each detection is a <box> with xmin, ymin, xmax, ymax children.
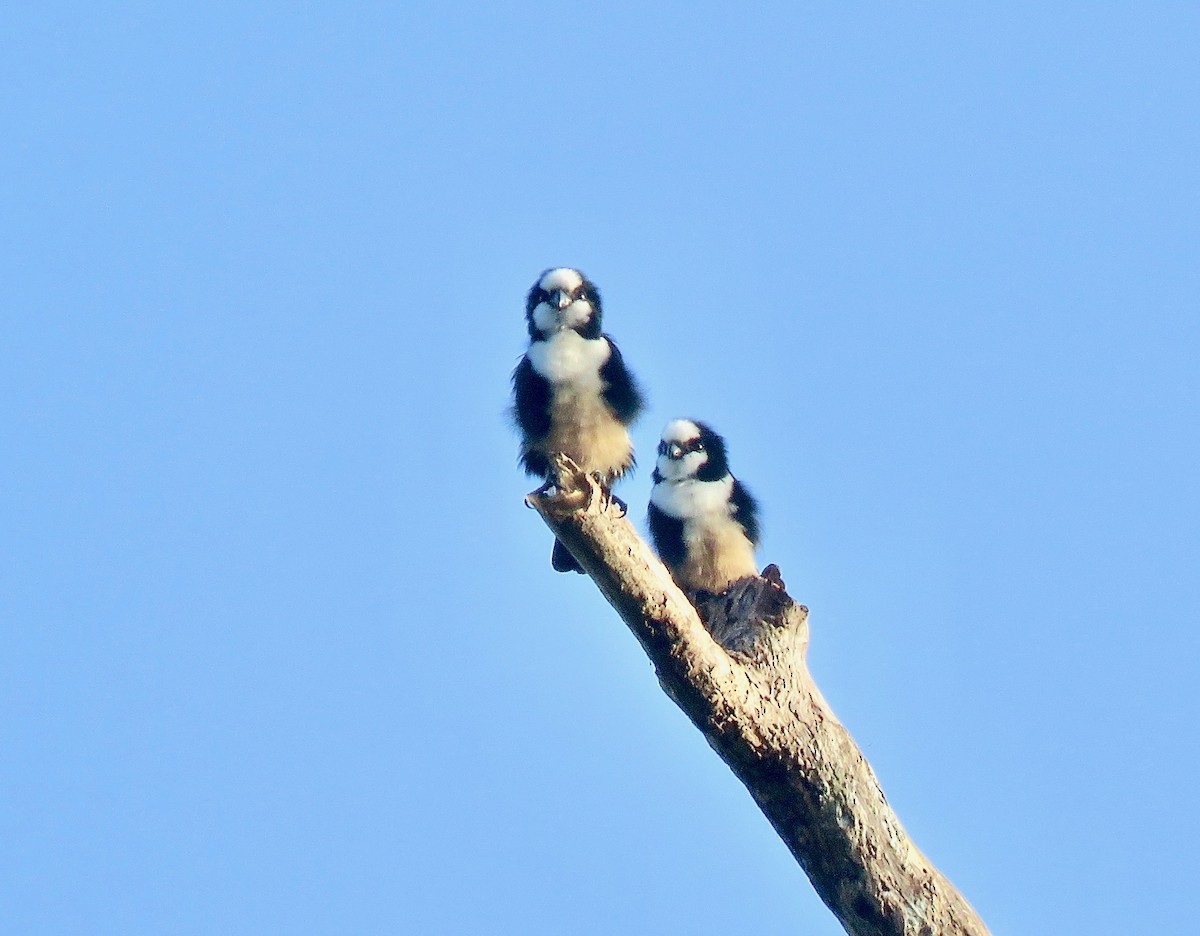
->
<box><xmin>590</xmin><ymin>471</ymin><xmax>628</xmax><ymax>517</ymax></box>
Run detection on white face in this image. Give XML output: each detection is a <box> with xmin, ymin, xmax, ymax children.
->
<box><xmin>656</xmin><ymin>419</ymin><xmax>707</xmax><ymax>482</ymax></box>
<box><xmin>532</xmin><ymin>268</ymin><xmax>594</xmax><ymax>336</ymax></box>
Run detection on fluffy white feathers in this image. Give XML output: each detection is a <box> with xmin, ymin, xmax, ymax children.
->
<box><xmin>650</xmin><ymin>467</ymin><xmax>734</xmax><ymax>519</ymax></box>
<box><xmin>526</xmin><ymin>329</ymin><xmax>611</xmax><ymax>386</ymax></box>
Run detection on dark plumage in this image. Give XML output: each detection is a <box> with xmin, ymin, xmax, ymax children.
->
<box><xmin>598</xmin><ymin>342</ymin><xmax>643</xmax><ymax>426</ymax></box>
<box><xmin>728</xmin><ymin>478</ymin><xmax>761</xmax><ymax>547</ymax></box>
<box><xmin>511</xmin><ymin>357</ymin><xmax>553</xmax><ymax>477</ymax></box>
<box><xmin>647</xmin><ymin>506</ymin><xmax>687</xmax><ymax>568</ymax></box>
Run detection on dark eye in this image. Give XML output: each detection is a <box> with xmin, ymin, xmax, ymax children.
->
<box><xmin>688</xmin><ymin>439</ymin><xmax>704</xmax><ymax>452</ymax></box>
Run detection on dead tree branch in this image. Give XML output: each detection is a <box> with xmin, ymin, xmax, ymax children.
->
<box><xmin>526</xmin><ymin>456</ymin><xmax>990</xmax><ymax>936</ymax></box>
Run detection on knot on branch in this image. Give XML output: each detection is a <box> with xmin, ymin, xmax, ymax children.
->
<box><xmin>692</xmin><ymin>564</ymin><xmax>810</xmax><ymax>660</ymax></box>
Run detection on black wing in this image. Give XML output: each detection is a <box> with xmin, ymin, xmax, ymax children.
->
<box><xmin>729</xmin><ymin>478</ymin><xmax>761</xmax><ymax>546</ymax></box>
<box><xmin>511</xmin><ymin>355</ymin><xmax>553</xmax><ymax>477</ymax></box>
<box><xmin>599</xmin><ymin>335</ymin><xmax>645</xmax><ymax>426</ymax></box>
<box><xmin>511</xmin><ymin>355</ymin><xmax>552</xmax><ymax>441</ymax></box>
<box><xmin>647</xmin><ymin>501</ymin><xmax>687</xmax><ymax>568</ymax></box>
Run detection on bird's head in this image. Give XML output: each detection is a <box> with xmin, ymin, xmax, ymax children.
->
<box><xmin>525</xmin><ymin>267</ymin><xmax>602</xmax><ymax>340</ymax></box>
<box><xmin>654</xmin><ymin>419</ymin><xmax>730</xmax><ymax>483</ymax></box>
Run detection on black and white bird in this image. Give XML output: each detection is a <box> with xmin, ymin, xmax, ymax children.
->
<box><xmin>511</xmin><ymin>267</ymin><xmax>645</xmax><ymax>572</ymax></box>
<box><xmin>648</xmin><ymin>419</ymin><xmax>761</xmax><ymax>594</ymax></box>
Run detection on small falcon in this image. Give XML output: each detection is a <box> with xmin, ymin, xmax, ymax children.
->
<box><xmin>648</xmin><ymin>419</ymin><xmax>761</xmax><ymax>594</ymax></box>
<box><xmin>512</xmin><ymin>267</ymin><xmax>645</xmax><ymax>572</ymax></box>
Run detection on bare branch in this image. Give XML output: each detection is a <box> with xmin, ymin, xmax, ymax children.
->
<box><xmin>527</xmin><ymin>457</ymin><xmax>990</xmax><ymax>936</ymax></box>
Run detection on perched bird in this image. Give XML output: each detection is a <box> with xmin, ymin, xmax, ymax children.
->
<box><xmin>648</xmin><ymin>419</ymin><xmax>761</xmax><ymax>594</ymax></box>
<box><xmin>512</xmin><ymin>267</ymin><xmax>645</xmax><ymax>572</ymax></box>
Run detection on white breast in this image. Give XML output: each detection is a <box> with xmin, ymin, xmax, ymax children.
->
<box><xmin>651</xmin><ymin>476</ymin><xmax>757</xmax><ymax>592</ymax></box>
<box><xmin>524</xmin><ymin>330</ymin><xmax>630</xmax><ymax>481</ymax></box>
<box><xmin>527</xmin><ymin>331</ymin><xmax>611</xmax><ymax>386</ymax></box>
<box><xmin>650</xmin><ymin>475</ymin><xmax>734</xmax><ymax>520</ymax></box>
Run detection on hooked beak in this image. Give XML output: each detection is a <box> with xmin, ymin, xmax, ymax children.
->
<box><xmin>548</xmin><ymin>289</ymin><xmax>572</xmax><ymax>311</ymax></box>
<box><xmin>668</xmin><ymin>442</ymin><xmax>685</xmax><ymax>460</ymax></box>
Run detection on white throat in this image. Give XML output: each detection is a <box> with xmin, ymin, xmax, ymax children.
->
<box><xmin>527</xmin><ymin>330</ymin><xmax>611</xmax><ymax>385</ymax></box>
<box><xmin>651</xmin><ymin>473</ymin><xmax>734</xmax><ymax>520</ymax></box>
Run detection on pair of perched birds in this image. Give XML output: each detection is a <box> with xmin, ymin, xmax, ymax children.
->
<box><xmin>512</xmin><ymin>266</ymin><xmax>761</xmax><ymax>594</ymax></box>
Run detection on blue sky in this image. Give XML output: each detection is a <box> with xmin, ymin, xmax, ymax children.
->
<box><xmin>3</xmin><ymin>3</ymin><xmax>1198</xmax><ymax>933</ymax></box>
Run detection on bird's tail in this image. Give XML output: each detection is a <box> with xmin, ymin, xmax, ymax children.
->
<box><xmin>551</xmin><ymin>538</ymin><xmax>585</xmax><ymax>574</ymax></box>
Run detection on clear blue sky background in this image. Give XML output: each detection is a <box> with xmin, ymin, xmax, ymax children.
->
<box><xmin>3</xmin><ymin>3</ymin><xmax>1197</xmax><ymax>934</ymax></box>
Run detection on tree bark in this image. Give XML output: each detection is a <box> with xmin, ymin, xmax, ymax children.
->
<box><xmin>527</xmin><ymin>457</ymin><xmax>990</xmax><ymax>936</ymax></box>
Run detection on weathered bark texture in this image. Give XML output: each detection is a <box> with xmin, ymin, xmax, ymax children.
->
<box><xmin>527</xmin><ymin>457</ymin><xmax>990</xmax><ymax>936</ymax></box>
